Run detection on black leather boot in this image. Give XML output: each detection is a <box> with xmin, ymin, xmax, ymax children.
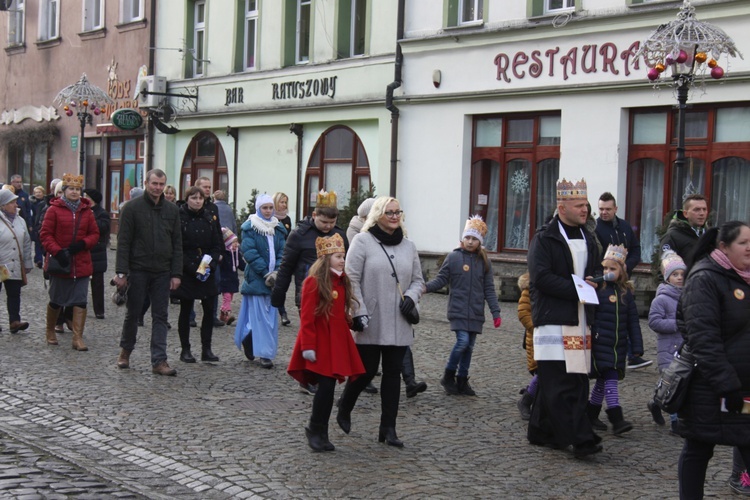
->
<box><xmin>440</xmin><ymin>369</ymin><xmax>459</xmax><ymax>395</ymax></box>
<box><xmin>305</xmin><ymin>422</ymin><xmax>327</xmax><ymax>452</ymax></box>
<box><xmin>201</xmin><ymin>348</ymin><xmax>219</xmax><ymax>362</ymax></box>
<box><xmin>241</xmin><ymin>333</ymin><xmax>254</xmax><ymax>361</ymax></box>
<box><xmin>606</xmin><ymin>406</ymin><xmax>633</xmax><ymax>435</ymax></box>
<box><xmin>586</xmin><ymin>402</ymin><xmax>607</xmax><ymax>431</ymax></box>
<box><xmin>321</xmin><ymin>424</ymin><xmax>335</xmax><ymax>452</ymax></box>
<box><xmin>456</xmin><ymin>376</ymin><xmax>476</xmax><ymax>396</ymax></box>
<box><xmin>517</xmin><ymin>388</ymin><xmax>534</xmax><ymax>420</ymax></box>
<box><xmin>378</xmin><ymin>426</ymin><xmax>404</xmax><ymax>448</ymax></box>
<box><xmin>180</xmin><ymin>348</ymin><xmax>196</xmax><ymax>363</ymax></box>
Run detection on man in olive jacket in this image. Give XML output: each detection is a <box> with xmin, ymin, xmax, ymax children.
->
<box><xmin>113</xmin><ymin>169</ymin><xmax>182</xmax><ymax>376</ymax></box>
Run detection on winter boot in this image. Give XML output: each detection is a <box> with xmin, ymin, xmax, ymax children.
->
<box><xmin>440</xmin><ymin>369</ymin><xmax>459</xmax><ymax>395</ymax></box>
<box><xmin>71</xmin><ymin>306</ymin><xmax>88</xmax><ymax>351</ymax></box>
<box><xmin>606</xmin><ymin>406</ymin><xmax>633</xmax><ymax>435</ymax></box>
<box><xmin>456</xmin><ymin>376</ymin><xmax>476</xmax><ymax>396</ymax></box>
<box><xmin>305</xmin><ymin>422</ymin><xmax>327</xmax><ymax>452</ymax></box>
<box><xmin>321</xmin><ymin>424</ymin><xmax>335</xmax><ymax>452</ymax></box>
<box><xmin>402</xmin><ymin>347</ymin><xmax>427</xmax><ymax>397</ymax></box>
<box><xmin>586</xmin><ymin>402</ymin><xmax>608</xmax><ymax>431</ymax></box>
<box><xmin>46</xmin><ymin>304</ymin><xmax>60</xmax><ymax>345</ymax></box>
<box><xmin>517</xmin><ymin>388</ymin><xmax>534</xmax><ymax>420</ymax></box>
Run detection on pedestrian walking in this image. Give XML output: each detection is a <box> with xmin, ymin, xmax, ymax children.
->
<box><xmin>287</xmin><ymin>233</ymin><xmax>366</xmax><ymax>452</ymax></box>
<box><xmin>214</xmin><ymin>190</ymin><xmax>240</xmax><ymax>326</ymax></box>
<box><xmin>39</xmin><ymin>174</ymin><xmax>99</xmax><ymax>350</ymax></box>
<box><xmin>234</xmin><ymin>193</ymin><xmax>286</xmax><ymax>369</ymax></box>
<box><xmin>587</xmin><ymin>244</ymin><xmax>642</xmax><ymax>435</ymax></box>
<box><xmin>424</xmin><ymin>215</ymin><xmax>502</xmax><ymax>397</ymax></box>
<box><xmin>0</xmin><ymin>189</ymin><xmax>32</xmax><ymax>333</ymax></box>
<box><xmin>273</xmin><ymin>191</ymin><xmax>293</xmax><ymax>327</ymax></box>
<box><xmin>83</xmin><ymin>189</ymin><xmax>110</xmax><ymax>320</ymax></box>
<box><xmin>113</xmin><ymin>169</ymin><xmax>182</xmax><ymax>376</ymax></box>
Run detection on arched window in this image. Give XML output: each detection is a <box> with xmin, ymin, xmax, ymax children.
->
<box><xmin>179</xmin><ymin>131</ymin><xmax>229</xmax><ymax>199</ymax></box>
<box><xmin>303</xmin><ymin>126</ymin><xmax>371</xmax><ymax>215</ymax></box>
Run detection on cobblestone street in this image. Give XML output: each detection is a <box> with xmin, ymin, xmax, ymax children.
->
<box><xmin>0</xmin><ymin>252</ymin><xmax>734</xmax><ymax>498</ymax></box>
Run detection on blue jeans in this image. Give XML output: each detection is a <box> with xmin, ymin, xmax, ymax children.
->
<box><xmin>446</xmin><ymin>330</ymin><xmax>477</xmax><ymax>377</ymax></box>
<box><xmin>120</xmin><ymin>270</ymin><xmax>171</xmax><ymax>366</ymax></box>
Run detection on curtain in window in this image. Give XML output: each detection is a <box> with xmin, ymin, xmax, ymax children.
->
<box><xmin>711</xmin><ymin>157</ymin><xmax>750</xmax><ymax>225</ymax></box>
<box><xmin>484</xmin><ymin>162</ymin><xmax>500</xmax><ymax>252</ymax></box>
<box><xmin>536</xmin><ymin>159</ymin><xmax>559</xmax><ymax>230</ymax></box>
<box><xmin>670</xmin><ymin>158</ymin><xmax>705</xmax><ymax>211</ymax></box>
<box><xmin>630</xmin><ymin>159</ymin><xmax>664</xmax><ymax>263</ymax></box>
<box><xmin>504</xmin><ymin>160</ymin><xmax>531</xmax><ymax>249</ymax></box>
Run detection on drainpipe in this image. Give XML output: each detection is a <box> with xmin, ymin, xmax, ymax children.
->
<box><xmin>227</xmin><ymin>126</ymin><xmax>239</xmax><ymax>206</ymax></box>
<box><xmin>385</xmin><ymin>0</ymin><xmax>405</xmax><ymax>197</ymax></box>
<box><xmin>290</xmin><ymin>123</ymin><xmax>304</xmax><ymax>223</ymax></box>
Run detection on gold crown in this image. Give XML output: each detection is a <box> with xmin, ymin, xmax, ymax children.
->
<box><xmin>316</xmin><ymin>233</ymin><xmax>345</xmax><ymax>258</ymax></box>
<box><xmin>62</xmin><ymin>173</ymin><xmax>84</xmax><ymax>189</ymax></box>
<box><xmin>316</xmin><ymin>190</ymin><xmax>338</xmax><ymax>208</ymax></box>
<box><xmin>464</xmin><ymin>215</ymin><xmax>488</xmax><ymax>238</ymax></box>
<box><xmin>603</xmin><ymin>244</ymin><xmax>627</xmax><ymax>266</ymax></box>
<box><xmin>556</xmin><ymin>177</ymin><xmax>587</xmax><ymax>202</ymax></box>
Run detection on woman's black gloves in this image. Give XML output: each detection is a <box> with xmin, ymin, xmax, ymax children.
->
<box><xmin>68</xmin><ymin>241</ymin><xmax>86</xmax><ymax>254</ymax></box>
<box><xmin>400</xmin><ymin>296</ymin><xmax>416</xmax><ymax>315</ymax></box>
<box><xmin>725</xmin><ymin>391</ymin><xmax>745</xmax><ymax>414</ymax></box>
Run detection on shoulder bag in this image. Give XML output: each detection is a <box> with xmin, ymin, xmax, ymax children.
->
<box><xmin>377</xmin><ymin>242</ymin><xmax>419</xmax><ymax>325</ymax></box>
<box><xmin>653</xmin><ymin>342</ymin><xmax>697</xmax><ymax>414</ymax></box>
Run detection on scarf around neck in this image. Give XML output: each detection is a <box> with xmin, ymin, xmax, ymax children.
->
<box><xmin>711</xmin><ymin>248</ymin><xmax>750</xmax><ymax>285</ymax></box>
<box><xmin>369</xmin><ymin>224</ymin><xmax>404</xmax><ymax>246</ymax></box>
<box><xmin>249</xmin><ymin>213</ymin><xmax>279</xmax><ymax>236</ymax></box>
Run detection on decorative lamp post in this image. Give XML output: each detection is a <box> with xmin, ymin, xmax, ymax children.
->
<box><xmin>637</xmin><ymin>0</ymin><xmax>742</xmax><ymax>170</ymax></box>
<box><xmin>54</xmin><ymin>74</ymin><xmax>114</xmax><ymax>176</ymax></box>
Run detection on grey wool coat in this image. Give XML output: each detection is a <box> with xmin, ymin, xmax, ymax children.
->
<box><xmin>345</xmin><ymin>230</ymin><xmax>424</xmax><ymax>346</ymax></box>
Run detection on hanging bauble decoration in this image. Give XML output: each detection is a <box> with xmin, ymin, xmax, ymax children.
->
<box><xmin>655</xmin><ymin>62</ymin><xmax>666</xmax><ymax>73</ymax></box>
<box><xmin>647</xmin><ymin>68</ymin><xmax>660</xmax><ymax>81</ymax></box>
<box><xmin>710</xmin><ymin>66</ymin><xmax>724</xmax><ymax>79</ymax></box>
<box><xmin>676</xmin><ymin>50</ymin><xmax>688</xmax><ymax>63</ymax></box>
<box><xmin>694</xmin><ymin>52</ymin><xmax>707</xmax><ymax>64</ymax></box>
<box><xmin>707</xmin><ymin>59</ymin><xmax>718</xmax><ymax>68</ymax></box>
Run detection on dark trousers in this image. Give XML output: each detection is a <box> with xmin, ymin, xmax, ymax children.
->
<box><xmin>1</xmin><ymin>279</ymin><xmax>23</xmax><ymax>324</ymax></box>
<box><xmin>310</xmin><ymin>376</ymin><xmax>336</xmax><ymax>428</ymax></box>
<box><xmin>90</xmin><ymin>271</ymin><xmax>105</xmax><ymax>316</ymax></box>
<box><xmin>120</xmin><ymin>270</ymin><xmax>170</xmax><ymax>366</ymax></box>
<box><xmin>340</xmin><ymin>344</ymin><xmax>407</xmax><ymax>428</ymax></box>
<box><xmin>679</xmin><ymin>439</ymin><xmax>750</xmax><ymax>499</ymax></box>
<box><xmin>178</xmin><ymin>297</ymin><xmax>215</xmax><ymax>351</ymax></box>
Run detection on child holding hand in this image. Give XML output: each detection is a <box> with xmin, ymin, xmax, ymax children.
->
<box><xmin>424</xmin><ymin>215</ymin><xmax>501</xmax><ymax>396</ymax></box>
<box><xmin>287</xmin><ymin>233</ymin><xmax>365</xmax><ymax>452</ymax></box>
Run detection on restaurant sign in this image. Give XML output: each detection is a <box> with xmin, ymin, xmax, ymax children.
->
<box><xmin>111</xmin><ymin>108</ymin><xmax>144</xmax><ymax>131</ymax></box>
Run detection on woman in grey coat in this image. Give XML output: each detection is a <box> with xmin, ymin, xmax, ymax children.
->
<box><xmin>336</xmin><ymin>196</ymin><xmax>424</xmax><ymax>447</ymax></box>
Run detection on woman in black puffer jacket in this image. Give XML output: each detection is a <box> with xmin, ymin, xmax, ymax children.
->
<box><xmin>677</xmin><ymin>221</ymin><xmax>750</xmax><ymax>499</ymax></box>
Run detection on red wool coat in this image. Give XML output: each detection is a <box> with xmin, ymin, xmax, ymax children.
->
<box><xmin>287</xmin><ymin>273</ymin><xmax>365</xmax><ymax>385</ymax></box>
<box><xmin>39</xmin><ymin>197</ymin><xmax>100</xmax><ymax>279</ymax></box>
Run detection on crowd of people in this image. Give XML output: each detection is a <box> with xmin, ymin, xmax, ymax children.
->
<box><xmin>2</xmin><ymin>168</ymin><xmax>748</xmax><ymax>499</ymax></box>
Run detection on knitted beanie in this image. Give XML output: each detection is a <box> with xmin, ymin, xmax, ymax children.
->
<box><xmin>661</xmin><ymin>250</ymin><xmax>687</xmax><ymax>282</ymax></box>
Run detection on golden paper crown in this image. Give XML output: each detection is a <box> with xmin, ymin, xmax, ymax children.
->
<box><xmin>316</xmin><ymin>190</ymin><xmax>337</xmax><ymax>208</ymax></box>
<box><xmin>62</xmin><ymin>173</ymin><xmax>84</xmax><ymax>189</ymax></box>
<box><xmin>556</xmin><ymin>177</ymin><xmax>587</xmax><ymax>202</ymax></box>
<box><xmin>316</xmin><ymin>233</ymin><xmax>345</xmax><ymax>258</ymax></box>
<box><xmin>463</xmin><ymin>215</ymin><xmax>488</xmax><ymax>243</ymax></box>
<box><xmin>603</xmin><ymin>244</ymin><xmax>627</xmax><ymax>266</ymax></box>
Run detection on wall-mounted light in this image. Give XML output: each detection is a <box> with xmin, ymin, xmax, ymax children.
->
<box><xmin>432</xmin><ymin>70</ymin><xmax>441</xmax><ymax>88</ymax></box>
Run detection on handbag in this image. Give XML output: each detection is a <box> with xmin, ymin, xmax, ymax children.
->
<box><xmin>653</xmin><ymin>342</ymin><xmax>697</xmax><ymax>414</ymax></box>
<box><xmin>378</xmin><ymin>243</ymin><xmax>419</xmax><ymax>325</ymax></box>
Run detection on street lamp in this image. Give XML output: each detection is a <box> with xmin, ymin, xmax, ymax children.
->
<box><xmin>637</xmin><ymin>0</ymin><xmax>742</xmax><ymax>170</ymax></box>
<box><xmin>54</xmin><ymin>73</ymin><xmax>114</xmax><ymax>176</ymax></box>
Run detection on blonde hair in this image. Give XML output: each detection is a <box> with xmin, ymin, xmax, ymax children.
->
<box><xmin>307</xmin><ymin>254</ymin><xmax>358</xmax><ymax>319</ymax></box>
<box><xmin>361</xmin><ymin>196</ymin><xmax>407</xmax><ymax>235</ymax></box>
<box><xmin>600</xmin><ymin>258</ymin><xmax>634</xmax><ymax>296</ymax></box>
<box><xmin>273</xmin><ymin>192</ymin><xmax>288</xmax><ymax>209</ymax></box>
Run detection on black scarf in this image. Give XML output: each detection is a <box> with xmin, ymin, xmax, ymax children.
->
<box><xmin>368</xmin><ymin>224</ymin><xmax>404</xmax><ymax>246</ymax></box>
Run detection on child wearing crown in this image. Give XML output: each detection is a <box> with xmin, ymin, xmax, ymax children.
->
<box><xmin>587</xmin><ymin>244</ymin><xmax>644</xmax><ymax>435</ymax></box>
<box><xmin>424</xmin><ymin>215</ymin><xmax>502</xmax><ymax>396</ymax></box>
<box><xmin>287</xmin><ymin>233</ymin><xmax>365</xmax><ymax>452</ymax></box>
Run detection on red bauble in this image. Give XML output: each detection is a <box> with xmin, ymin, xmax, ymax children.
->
<box><xmin>647</xmin><ymin>68</ymin><xmax>660</xmax><ymax>81</ymax></box>
<box><xmin>711</xmin><ymin>66</ymin><xmax>724</xmax><ymax>79</ymax></box>
<box><xmin>65</xmin><ymin>110</ymin><xmax>73</xmax><ymax>117</ymax></box>
<box><xmin>676</xmin><ymin>50</ymin><xmax>688</xmax><ymax>64</ymax></box>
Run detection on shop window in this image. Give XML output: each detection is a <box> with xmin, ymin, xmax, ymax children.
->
<box><xmin>83</xmin><ymin>0</ymin><xmax>104</xmax><ymax>32</ymax></box>
<box><xmin>303</xmin><ymin>126</ymin><xmax>371</xmax><ymax>215</ymax></box>
<box><xmin>7</xmin><ymin>0</ymin><xmax>25</xmax><ymax>46</ymax></box>
<box><xmin>107</xmin><ymin>137</ymin><xmax>144</xmax><ymax>214</ymax></box>
<box><xmin>627</xmin><ymin>104</ymin><xmax>750</xmax><ymax>263</ymax></box>
<box><xmin>470</xmin><ymin>113</ymin><xmax>560</xmax><ymax>252</ymax></box>
<box><xmin>337</xmin><ymin>0</ymin><xmax>367</xmax><ymax>58</ymax></box>
<box><xmin>180</xmin><ymin>131</ymin><xmax>229</xmax><ymax>200</ymax></box>
<box><xmin>39</xmin><ymin>0</ymin><xmax>59</xmax><ymax>41</ymax></box>
<box><xmin>120</xmin><ymin>0</ymin><xmax>143</xmax><ymax>23</ymax></box>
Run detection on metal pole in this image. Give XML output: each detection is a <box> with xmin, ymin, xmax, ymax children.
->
<box><xmin>79</xmin><ymin>108</ymin><xmax>87</xmax><ymax>176</ymax></box>
<box><xmin>673</xmin><ymin>76</ymin><xmax>690</xmax><ymax>170</ymax></box>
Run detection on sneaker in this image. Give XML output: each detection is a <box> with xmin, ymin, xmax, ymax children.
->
<box><xmin>299</xmin><ymin>382</ymin><xmax>317</xmax><ymax>395</ymax></box>
<box><xmin>627</xmin><ymin>356</ymin><xmax>653</xmax><ymax>370</ymax></box>
<box><xmin>729</xmin><ymin>471</ymin><xmax>750</xmax><ymax>496</ymax></box>
<box><xmin>648</xmin><ymin>400</ymin><xmax>666</xmax><ymax>426</ymax></box>
<box><xmin>152</xmin><ymin>361</ymin><xmax>177</xmax><ymax>376</ymax></box>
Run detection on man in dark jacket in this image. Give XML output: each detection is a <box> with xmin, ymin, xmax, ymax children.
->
<box><xmin>84</xmin><ymin>189</ymin><xmax>110</xmax><ymax>319</ymax></box>
<box><xmin>527</xmin><ymin>177</ymin><xmax>603</xmax><ymax>458</ymax></box>
<box><xmin>195</xmin><ymin>177</ymin><xmax>225</xmax><ymax>327</ymax></box>
<box><xmin>9</xmin><ymin>174</ymin><xmax>33</xmax><ymax>231</ymax></box>
<box><xmin>595</xmin><ymin>192</ymin><xmax>650</xmax><ymax>370</ymax></box>
<box><xmin>113</xmin><ymin>169</ymin><xmax>182</xmax><ymax>376</ymax></box>
<box><xmin>660</xmin><ymin>193</ymin><xmax>709</xmax><ymax>264</ymax></box>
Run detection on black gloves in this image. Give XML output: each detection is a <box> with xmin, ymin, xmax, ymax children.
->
<box><xmin>352</xmin><ymin>315</ymin><xmax>369</xmax><ymax>332</ymax></box>
<box><xmin>400</xmin><ymin>296</ymin><xmax>416</xmax><ymax>315</ymax></box>
<box><xmin>725</xmin><ymin>391</ymin><xmax>745</xmax><ymax>414</ymax></box>
<box><xmin>68</xmin><ymin>240</ymin><xmax>86</xmax><ymax>254</ymax></box>
<box><xmin>54</xmin><ymin>250</ymin><xmax>70</xmax><ymax>268</ymax></box>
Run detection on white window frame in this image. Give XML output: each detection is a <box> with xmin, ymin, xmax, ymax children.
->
<box><xmin>296</xmin><ymin>0</ymin><xmax>311</xmax><ymax>64</ymax></box>
<box><xmin>244</xmin><ymin>0</ymin><xmax>258</xmax><ymax>70</ymax></box>
<box><xmin>349</xmin><ymin>0</ymin><xmax>366</xmax><ymax>57</ymax></box>
<box><xmin>83</xmin><ymin>0</ymin><xmax>105</xmax><ymax>32</ymax></box>
<box><xmin>7</xmin><ymin>0</ymin><xmax>25</xmax><ymax>46</ymax></box>
<box><xmin>544</xmin><ymin>0</ymin><xmax>574</xmax><ymax>14</ymax></box>
<box><xmin>458</xmin><ymin>0</ymin><xmax>483</xmax><ymax>25</ymax></box>
<box><xmin>39</xmin><ymin>0</ymin><xmax>59</xmax><ymax>41</ymax></box>
<box><xmin>120</xmin><ymin>0</ymin><xmax>144</xmax><ymax>24</ymax></box>
<box><xmin>193</xmin><ymin>0</ymin><xmax>206</xmax><ymax>76</ymax></box>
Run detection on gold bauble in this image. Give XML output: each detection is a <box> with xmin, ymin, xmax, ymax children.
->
<box><xmin>708</xmin><ymin>59</ymin><xmax>718</xmax><ymax>68</ymax></box>
<box><xmin>695</xmin><ymin>52</ymin><xmax>707</xmax><ymax>64</ymax></box>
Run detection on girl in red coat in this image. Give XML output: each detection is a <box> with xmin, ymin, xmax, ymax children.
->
<box><xmin>287</xmin><ymin>233</ymin><xmax>365</xmax><ymax>452</ymax></box>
